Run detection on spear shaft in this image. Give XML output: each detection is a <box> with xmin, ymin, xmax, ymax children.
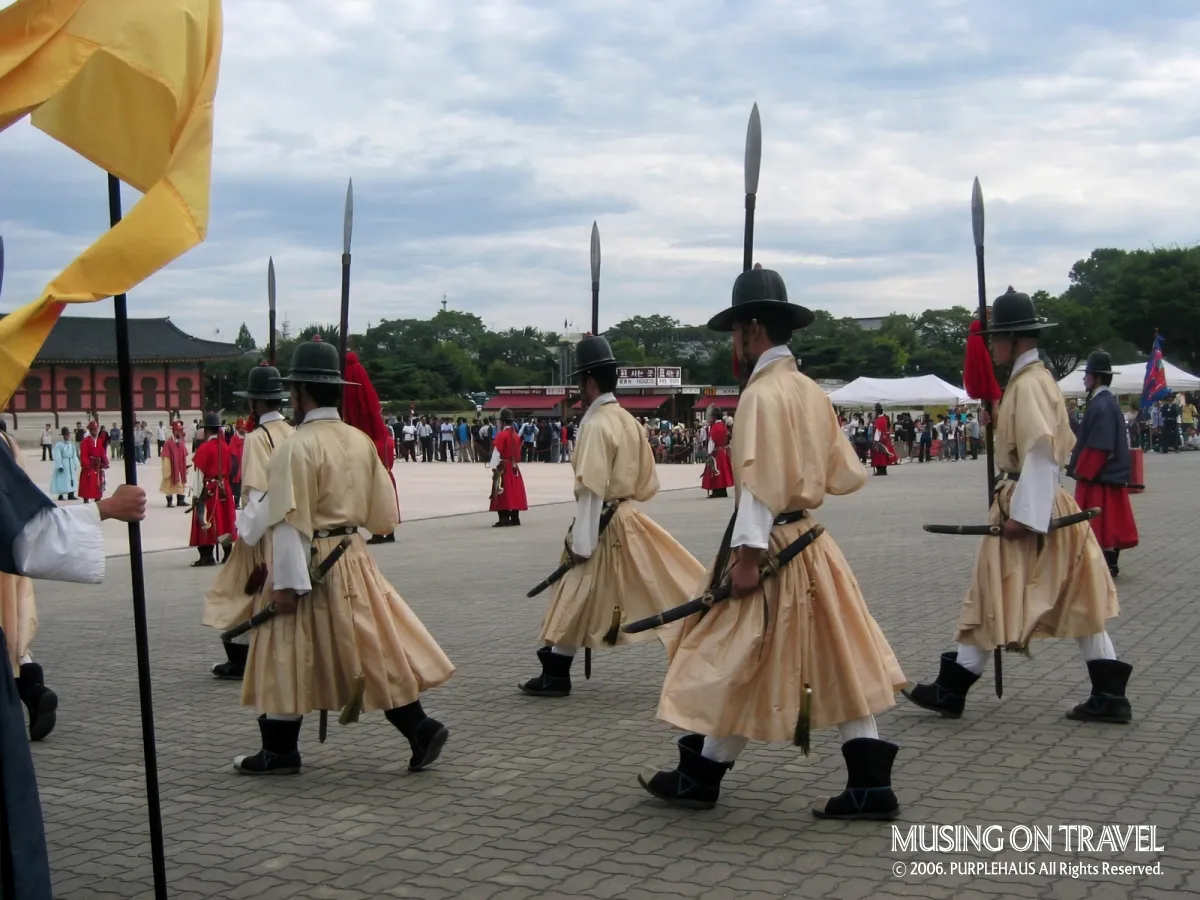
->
<box><xmin>338</xmin><ymin>179</ymin><xmax>354</xmax><ymax>370</ymax></box>
<box><xmin>107</xmin><ymin>173</ymin><xmax>169</xmax><ymax>900</ymax></box>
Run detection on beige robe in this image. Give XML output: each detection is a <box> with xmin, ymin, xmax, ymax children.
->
<box><xmin>242</xmin><ymin>418</ymin><xmax>454</xmax><ymax>715</ymax></box>
<box><xmin>956</xmin><ymin>361</ymin><xmax>1118</xmax><ymax>648</ymax></box>
<box><xmin>538</xmin><ymin>401</ymin><xmax>705</xmax><ymax>648</ymax></box>
<box><xmin>657</xmin><ymin>356</ymin><xmax>905</xmax><ymax>741</ymax></box>
<box><xmin>0</xmin><ymin>434</ymin><xmax>36</xmax><ymax>669</ymax></box>
<box><xmin>159</xmin><ymin>438</ymin><xmax>189</xmax><ymax>495</ymax></box>
<box><xmin>202</xmin><ymin>418</ymin><xmax>293</xmax><ymax>632</ymax></box>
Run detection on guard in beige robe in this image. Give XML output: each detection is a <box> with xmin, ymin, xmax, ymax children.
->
<box><xmin>0</xmin><ymin>427</ymin><xmax>57</xmax><ymax>741</ymax></box>
<box><xmin>520</xmin><ymin>336</ymin><xmax>705</xmax><ymax>696</ymax></box>
<box><xmin>904</xmin><ymin>288</ymin><xmax>1129</xmax><ymax>723</ymax></box>
<box><xmin>159</xmin><ymin>421</ymin><xmax>189</xmax><ymax>507</ymax></box>
<box><xmin>642</xmin><ymin>268</ymin><xmax>906</xmax><ymax>819</ymax></box>
<box><xmin>202</xmin><ymin>364</ymin><xmax>293</xmax><ymax>680</ymax></box>
<box><xmin>234</xmin><ymin>338</ymin><xmax>455</xmax><ymax>775</ymax></box>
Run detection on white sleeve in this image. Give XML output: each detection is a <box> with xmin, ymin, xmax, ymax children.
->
<box><xmin>570</xmin><ymin>488</ymin><xmax>604</xmax><ymax>558</ymax></box>
<box><xmin>1008</xmin><ymin>437</ymin><xmax>1059</xmax><ymax>533</ymax></box>
<box><xmin>235</xmin><ymin>488</ymin><xmax>269</xmax><ymax>544</ymax></box>
<box><xmin>14</xmin><ymin>503</ymin><xmax>106</xmax><ymax>584</ymax></box>
<box><xmin>271</xmin><ymin>522</ymin><xmax>312</xmax><ymax>592</ymax></box>
<box><xmin>873</xmin><ymin>428</ymin><xmax>882</xmax><ymax>442</ymax></box>
<box><xmin>707</xmin><ymin>439</ymin><xmax>715</xmax><ymax>454</ymax></box>
<box><xmin>488</xmin><ymin>447</ymin><xmax>500</xmax><ymax>468</ymax></box>
<box><xmin>731</xmin><ymin>487</ymin><xmax>775</xmax><ymax>550</ymax></box>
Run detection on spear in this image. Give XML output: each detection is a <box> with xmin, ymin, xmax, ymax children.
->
<box><xmin>971</xmin><ymin>177</ymin><xmax>1003</xmax><ymax>699</ymax></box>
<box><xmin>339</xmin><ymin>179</ymin><xmax>354</xmax><ymax>366</ymax></box>
<box><xmin>107</xmin><ymin>173</ymin><xmax>169</xmax><ymax>900</ymax></box>
<box><xmin>584</xmin><ymin>221</ymin><xmax>601</xmax><ymax>680</ymax></box>
<box><xmin>267</xmin><ymin>256</ymin><xmax>277</xmax><ymax>366</ymax></box>
<box><xmin>743</xmin><ymin>103</ymin><xmax>762</xmax><ymax>272</ymax></box>
<box><xmin>0</xmin><ymin>235</ymin><xmax>5</xmax><ymax>297</ymax></box>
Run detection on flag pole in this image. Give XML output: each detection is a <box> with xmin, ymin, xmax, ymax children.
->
<box><xmin>107</xmin><ymin>173</ymin><xmax>169</xmax><ymax>899</ymax></box>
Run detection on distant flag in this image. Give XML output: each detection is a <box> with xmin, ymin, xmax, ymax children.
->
<box><xmin>1140</xmin><ymin>332</ymin><xmax>1171</xmax><ymax>410</ymax></box>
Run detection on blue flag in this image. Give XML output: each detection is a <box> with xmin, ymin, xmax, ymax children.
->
<box><xmin>1140</xmin><ymin>333</ymin><xmax>1171</xmax><ymax>411</ymax></box>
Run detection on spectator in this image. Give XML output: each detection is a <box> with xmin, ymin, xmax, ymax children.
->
<box><xmin>74</xmin><ymin>421</ymin><xmax>85</xmax><ymax>444</ymax></box>
<box><xmin>399</xmin><ymin>419</ymin><xmax>417</xmax><ymax>461</ymax></box>
<box><xmin>519</xmin><ymin>418</ymin><xmax>538</xmax><ymax>463</ymax></box>
<box><xmin>40</xmin><ymin>424</ymin><xmax>53</xmax><ymax>461</ymax></box>
<box><xmin>438</xmin><ymin>417</ymin><xmax>455</xmax><ymax>461</ymax></box>
<box><xmin>478</xmin><ymin>417</ymin><xmax>494</xmax><ymax>463</ymax></box>
<box><xmin>418</xmin><ymin>416</ymin><xmax>434</xmax><ymax>462</ymax></box>
<box><xmin>156</xmin><ymin>421</ymin><xmax>166</xmax><ymax>456</ymax></box>
<box><xmin>456</xmin><ymin>417</ymin><xmax>473</xmax><ymax>462</ymax></box>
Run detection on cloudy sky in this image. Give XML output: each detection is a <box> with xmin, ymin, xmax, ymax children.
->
<box><xmin>2</xmin><ymin>0</ymin><xmax>1198</xmax><ymax>345</ymax></box>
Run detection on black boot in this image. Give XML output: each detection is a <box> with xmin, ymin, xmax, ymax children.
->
<box><xmin>638</xmin><ymin>733</ymin><xmax>734</xmax><ymax>810</ymax></box>
<box><xmin>385</xmin><ymin>701</ymin><xmax>449</xmax><ymax>771</ymax></box>
<box><xmin>493</xmin><ymin>511</ymin><xmax>509</xmax><ymax>528</ymax></box>
<box><xmin>511</xmin><ymin>511</ymin><xmax>521</xmax><ymax>526</ymax></box>
<box><xmin>1066</xmin><ymin>659</ymin><xmax>1132</xmax><ymax>724</ymax></box>
<box><xmin>233</xmin><ymin>715</ymin><xmax>302</xmax><ymax>775</ymax></box>
<box><xmin>191</xmin><ymin>546</ymin><xmax>216</xmax><ymax>567</ymax></box>
<box><xmin>177</xmin><ymin>494</ymin><xmax>187</xmax><ymax>507</ymax></box>
<box><xmin>519</xmin><ymin>646</ymin><xmax>572</xmax><ymax>697</ymax></box>
<box><xmin>1103</xmin><ymin>549</ymin><xmax>1120</xmax><ymax>578</ymax></box>
<box><xmin>901</xmin><ymin>651</ymin><xmax>980</xmax><ymax>718</ymax></box>
<box><xmin>17</xmin><ymin>663</ymin><xmax>58</xmax><ymax>742</ymax></box>
<box><xmin>166</xmin><ymin>497</ymin><xmax>174</xmax><ymax>508</ymax></box>
<box><xmin>812</xmin><ymin>738</ymin><xmax>900</xmax><ymax>821</ymax></box>
<box><xmin>212</xmin><ymin>641</ymin><xmax>248</xmax><ymax>680</ymax></box>
<box><xmin>710</xmin><ymin>488</ymin><xmax>728</xmax><ymax>499</ymax></box>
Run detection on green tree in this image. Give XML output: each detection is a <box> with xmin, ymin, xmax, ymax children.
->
<box><xmin>1036</xmin><ymin>291</ymin><xmax>1117</xmax><ymax>379</ymax></box>
<box><xmin>1094</xmin><ymin>246</ymin><xmax>1200</xmax><ymax>371</ymax></box>
<box><xmin>234</xmin><ymin>322</ymin><xmax>256</xmax><ymax>351</ymax></box>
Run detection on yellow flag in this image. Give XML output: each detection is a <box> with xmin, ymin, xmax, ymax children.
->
<box><xmin>0</xmin><ymin>0</ymin><xmax>223</xmax><ymax>406</ymax></box>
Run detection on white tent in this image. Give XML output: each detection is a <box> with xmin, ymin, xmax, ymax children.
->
<box><xmin>827</xmin><ymin>375</ymin><xmax>974</xmax><ymax>407</ymax></box>
<box><xmin>1056</xmin><ymin>361</ymin><xmax>1200</xmax><ymax>399</ymax></box>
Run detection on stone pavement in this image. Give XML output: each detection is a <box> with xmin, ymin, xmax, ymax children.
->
<box><xmin>26</xmin><ymin>452</ymin><xmax>1200</xmax><ymax>899</ymax></box>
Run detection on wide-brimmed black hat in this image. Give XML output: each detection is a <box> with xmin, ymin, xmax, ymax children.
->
<box><xmin>280</xmin><ymin>336</ymin><xmax>358</xmax><ymax>386</ymax></box>
<box><xmin>498</xmin><ymin>407</ymin><xmax>514</xmax><ymax>423</ymax></box>
<box><xmin>707</xmin><ymin>266</ymin><xmax>814</xmax><ymax>333</ymax></box>
<box><xmin>980</xmin><ymin>287</ymin><xmax>1055</xmax><ymax>335</ymax></box>
<box><xmin>569</xmin><ymin>335</ymin><xmax>618</xmax><ymax>378</ymax></box>
<box><xmin>1085</xmin><ymin>350</ymin><xmax>1113</xmax><ymax>375</ymax></box>
<box><xmin>234</xmin><ymin>363</ymin><xmax>289</xmax><ymax>400</ymax></box>
<box><xmin>202</xmin><ymin>411</ymin><xmax>222</xmax><ymax>429</ymax></box>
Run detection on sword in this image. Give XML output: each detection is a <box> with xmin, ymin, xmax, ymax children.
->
<box><xmin>219</xmin><ymin>536</ymin><xmax>353</xmax><ymax>641</ymax></box>
<box><xmin>623</xmin><ymin>524</ymin><xmax>825</xmax><ymax>634</ymax></box>
<box><xmin>922</xmin><ymin>507</ymin><xmax>1100</xmax><ymax>536</ymax></box>
<box><xmin>526</xmin><ymin>501</ymin><xmax>622</xmax><ymax>597</ymax></box>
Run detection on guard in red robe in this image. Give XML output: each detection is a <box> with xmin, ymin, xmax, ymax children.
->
<box><xmin>869</xmin><ymin>402</ymin><xmax>896</xmax><ymax>476</ymax></box>
<box><xmin>700</xmin><ymin>407</ymin><xmax>734</xmax><ymax>498</ymax></box>
<box><xmin>189</xmin><ymin>412</ymin><xmax>238</xmax><ymax>566</ymax></box>
<box><xmin>1068</xmin><ymin>351</ymin><xmax>1138</xmax><ymax>578</ymax></box>
<box><xmin>78</xmin><ymin>420</ymin><xmax>107</xmax><ymax>502</ymax></box>
<box><xmin>342</xmin><ymin>351</ymin><xmax>400</xmax><ymax>544</ymax></box>
<box><xmin>488</xmin><ymin>407</ymin><xmax>528</xmax><ymax>526</ymax></box>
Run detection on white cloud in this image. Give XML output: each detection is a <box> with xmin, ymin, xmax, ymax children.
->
<box><xmin>2</xmin><ymin>0</ymin><xmax>1199</xmax><ymax>344</ymax></box>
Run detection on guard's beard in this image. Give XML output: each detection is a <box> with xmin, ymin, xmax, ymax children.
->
<box><xmin>734</xmin><ymin>338</ymin><xmax>758</xmax><ymax>389</ymax></box>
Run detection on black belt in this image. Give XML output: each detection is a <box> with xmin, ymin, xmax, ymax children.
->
<box><xmin>314</xmin><ymin>526</ymin><xmax>359</xmax><ymax>538</ymax></box>
<box><xmin>773</xmin><ymin>510</ymin><xmax>807</xmax><ymax>526</ymax></box>
<box><xmin>1001</xmin><ymin>471</ymin><xmax>1020</xmax><ymax>482</ymax></box>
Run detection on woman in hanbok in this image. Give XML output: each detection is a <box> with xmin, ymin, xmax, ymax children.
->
<box><xmin>49</xmin><ymin>426</ymin><xmax>80</xmax><ymax>500</ymax></box>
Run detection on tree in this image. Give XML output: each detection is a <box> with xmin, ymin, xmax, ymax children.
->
<box><xmin>234</xmin><ymin>322</ymin><xmax>256</xmax><ymax>351</ymax></box>
<box><xmin>1095</xmin><ymin>246</ymin><xmax>1200</xmax><ymax>372</ymax></box>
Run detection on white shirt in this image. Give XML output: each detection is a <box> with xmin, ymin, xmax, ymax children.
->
<box><xmin>1006</xmin><ymin>348</ymin><xmax>1059</xmax><ymax>533</ymax></box>
<box><xmin>402</xmin><ymin>424</ymin><xmax>416</xmax><ymax>441</ymax></box>
<box><xmin>569</xmin><ymin>393</ymin><xmax>616</xmax><ymax>557</ymax></box>
<box><xmin>235</xmin><ymin>411</ymin><xmax>285</xmax><ymax>541</ymax></box>
<box><xmin>41</xmin><ymin>429</ymin><xmax>53</xmax><ymax>445</ymax></box>
<box><xmin>731</xmin><ymin>345</ymin><xmax>795</xmax><ymax>550</ymax></box>
<box><xmin>439</xmin><ymin>423</ymin><xmax>454</xmax><ymax>441</ymax></box>
<box><xmin>156</xmin><ymin>426</ymin><xmax>166</xmax><ymax>440</ymax></box>
<box><xmin>14</xmin><ymin>502</ymin><xmax>106</xmax><ymax>583</ymax></box>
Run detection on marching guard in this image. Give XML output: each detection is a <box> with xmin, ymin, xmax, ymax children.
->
<box><xmin>160</xmin><ymin>420</ymin><xmax>189</xmax><ymax>507</ymax></box>
<box><xmin>904</xmin><ymin>289</ymin><xmax>1130</xmax><ymax>723</ymax></box>
<box><xmin>202</xmin><ymin>364</ymin><xmax>293</xmax><ymax>680</ymax></box>
<box><xmin>870</xmin><ymin>402</ymin><xmax>897</xmax><ymax>475</ymax></box>
<box><xmin>1067</xmin><ymin>351</ymin><xmax>1138</xmax><ymax>578</ymax></box>
<box><xmin>520</xmin><ymin>336</ymin><xmax>705</xmax><ymax>696</ymax></box>
<box><xmin>233</xmin><ymin>338</ymin><xmax>455</xmax><ymax>775</ymax></box>
<box><xmin>189</xmin><ymin>412</ymin><xmax>238</xmax><ymax>566</ymax></box>
<box><xmin>700</xmin><ymin>405</ymin><xmax>734</xmax><ymax>498</ymax></box>
<box><xmin>488</xmin><ymin>408</ymin><xmax>528</xmax><ymax>527</ymax></box>
<box><xmin>642</xmin><ymin>268</ymin><xmax>906</xmax><ymax>819</ymax></box>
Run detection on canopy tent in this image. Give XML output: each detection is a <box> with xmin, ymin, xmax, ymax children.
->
<box><xmin>1057</xmin><ymin>361</ymin><xmax>1200</xmax><ymax>399</ymax></box>
<box><xmin>827</xmin><ymin>375</ymin><xmax>973</xmax><ymax>408</ymax></box>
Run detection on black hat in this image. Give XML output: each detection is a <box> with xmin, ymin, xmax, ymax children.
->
<box><xmin>1084</xmin><ymin>350</ymin><xmax>1113</xmax><ymax>375</ymax></box>
<box><xmin>498</xmin><ymin>407</ymin><xmax>514</xmax><ymax>423</ymax></box>
<box><xmin>980</xmin><ymin>287</ymin><xmax>1055</xmax><ymax>335</ymax></box>
<box><xmin>280</xmin><ymin>336</ymin><xmax>358</xmax><ymax>386</ymax></box>
<box><xmin>707</xmin><ymin>266</ymin><xmax>814</xmax><ymax>332</ymax></box>
<box><xmin>569</xmin><ymin>335</ymin><xmax>618</xmax><ymax>378</ymax></box>
<box><xmin>234</xmin><ymin>363</ymin><xmax>289</xmax><ymax>400</ymax></box>
<box><xmin>202</xmin><ymin>411</ymin><xmax>222</xmax><ymax>429</ymax></box>
<box><xmin>874</xmin><ymin>402</ymin><xmax>883</xmax><ymax>415</ymax></box>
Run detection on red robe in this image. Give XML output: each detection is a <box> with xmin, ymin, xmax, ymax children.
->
<box><xmin>228</xmin><ymin>432</ymin><xmax>245</xmax><ymax>486</ymax></box>
<box><xmin>189</xmin><ymin>436</ymin><xmax>238</xmax><ymax>547</ymax></box>
<box><xmin>78</xmin><ymin>433</ymin><xmax>107</xmax><ymax>500</ymax></box>
<box><xmin>701</xmin><ymin>420</ymin><xmax>734</xmax><ymax>491</ymax></box>
<box><xmin>869</xmin><ymin>414</ymin><xmax>897</xmax><ymax>468</ymax></box>
<box><xmin>1074</xmin><ymin>450</ymin><xmax>1137</xmax><ymax>550</ymax></box>
<box><xmin>163</xmin><ymin>437</ymin><xmax>189</xmax><ymax>490</ymax></box>
<box><xmin>489</xmin><ymin>426</ymin><xmax>528</xmax><ymax>512</ymax></box>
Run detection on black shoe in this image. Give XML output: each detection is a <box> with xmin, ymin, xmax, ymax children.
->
<box><xmin>167</xmin><ymin>498</ymin><xmax>174</xmax><ymax>508</ymax></box>
<box><xmin>233</xmin><ymin>715</ymin><xmax>302</xmax><ymax>775</ymax></box>
<box><xmin>1066</xmin><ymin>659</ymin><xmax>1132</xmax><ymax>724</ymax></box>
<box><xmin>385</xmin><ymin>702</ymin><xmax>449</xmax><ymax>771</ymax></box>
<box><xmin>212</xmin><ymin>641</ymin><xmax>248</xmax><ymax>680</ymax></box>
<box><xmin>511</xmin><ymin>512</ymin><xmax>521</xmax><ymax>526</ymax></box>
<box><xmin>367</xmin><ymin>534</ymin><xmax>387</xmax><ymax>545</ymax></box>
<box><xmin>17</xmin><ymin>663</ymin><xmax>58</xmax><ymax>742</ymax></box>
<box><xmin>57</xmin><ymin>495</ymin><xmax>65</xmax><ymax>501</ymax></box>
<box><xmin>812</xmin><ymin>738</ymin><xmax>900</xmax><ymax>821</ymax></box>
<box><xmin>68</xmin><ymin>493</ymin><xmax>76</xmax><ymax>500</ymax></box>
<box><xmin>1103</xmin><ymin>549</ymin><xmax>1120</xmax><ymax>578</ymax></box>
<box><xmin>519</xmin><ymin>646</ymin><xmax>573</xmax><ymax>697</ymax></box>
<box><xmin>901</xmin><ymin>651</ymin><xmax>980</xmax><ymax>718</ymax></box>
<box><xmin>638</xmin><ymin>733</ymin><xmax>733</xmax><ymax>810</ymax></box>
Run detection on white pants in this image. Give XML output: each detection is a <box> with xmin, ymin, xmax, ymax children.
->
<box><xmin>700</xmin><ymin>715</ymin><xmax>879</xmax><ymax>764</ymax></box>
<box><xmin>19</xmin><ymin>654</ymin><xmax>32</xmax><ymax>666</ymax></box>
<box><xmin>550</xmin><ymin>644</ymin><xmax>576</xmax><ymax>657</ymax></box>
<box><xmin>955</xmin><ymin>632</ymin><xmax>1116</xmax><ymax>676</ymax></box>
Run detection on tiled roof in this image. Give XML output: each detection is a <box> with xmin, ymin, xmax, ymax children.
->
<box><xmin>13</xmin><ymin>316</ymin><xmax>245</xmax><ymax>364</ymax></box>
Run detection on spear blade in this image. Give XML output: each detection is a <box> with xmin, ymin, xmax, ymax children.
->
<box><xmin>744</xmin><ymin>102</ymin><xmax>762</xmax><ymax>196</ymax></box>
<box><xmin>343</xmin><ymin>178</ymin><xmax>354</xmax><ymax>256</ymax></box>
<box><xmin>971</xmin><ymin>177</ymin><xmax>984</xmax><ymax>249</ymax></box>
<box><xmin>590</xmin><ymin>221</ymin><xmax>601</xmax><ymax>284</ymax></box>
<box><xmin>267</xmin><ymin>257</ymin><xmax>276</xmax><ymax>312</ymax></box>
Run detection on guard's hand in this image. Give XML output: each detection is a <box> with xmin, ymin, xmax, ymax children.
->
<box><xmin>731</xmin><ymin>556</ymin><xmax>761</xmax><ymax>598</ymax></box>
<box><xmin>96</xmin><ymin>485</ymin><xmax>146</xmax><ymax>522</ymax></box>
<box><xmin>271</xmin><ymin>588</ymin><xmax>299</xmax><ymax>615</ymax></box>
<box><xmin>979</xmin><ymin>409</ymin><xmax>991</xmax><ymax>427</ymax></box>
<box><xmin>1001</xmin><ymin>518</ymin><xmax>1027</xmax><ymax>539</ymax></box>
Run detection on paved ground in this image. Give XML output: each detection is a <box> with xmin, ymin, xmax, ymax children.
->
<box><xmin>25</xmin><ymin>451</ymin><xmax>1199</xmax><ymax>899</ymax></box>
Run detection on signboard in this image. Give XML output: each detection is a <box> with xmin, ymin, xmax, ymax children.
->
<box><xmin>656</xmin><ymin>367</ymin><xmax>682</xmax><ymax>387</ymax></box>
<box><xmin>715</xmin><ymin>386</ymin><xmax>740</xmax><ymax>396</ymax></box>
<box><xmin>681</xmin><ymin>386</ymin><xmax>701</xmax><ymax>395</ymax></box>
<box><xmin>617</xmin><ymin>367</ymin><xmax>657</xmax><ymax>388</ymax></box>
<box><xmin>496</xmin><ymin>386</ymin><xmax>568</xmax><ymax>396</ymax></box>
